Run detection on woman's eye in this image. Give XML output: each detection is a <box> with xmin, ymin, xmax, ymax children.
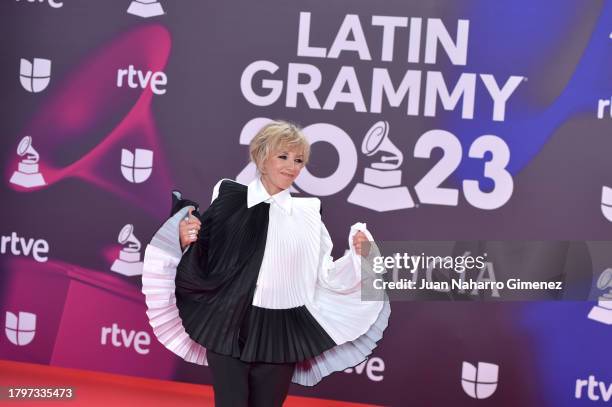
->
<box><xmin>278</xmin><ymin>155</ymin><xmax>287</xmax><ymax>160</ymax></box>
<box><xmin>295</xmin><ymin>159</ymin><xmax>304</xmax><ymax>164</ymax></box>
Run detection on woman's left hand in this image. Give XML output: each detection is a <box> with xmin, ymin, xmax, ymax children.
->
<box><xmin>352</xmin><ymin>231</ymin><xmax>371</xmax><ymax>257</ymax></box>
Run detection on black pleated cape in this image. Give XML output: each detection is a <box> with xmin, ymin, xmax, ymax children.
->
<box><xmin>172</xmin><ymin>180</ymin><xmax>335</xmax><ymax>363</ymax></box>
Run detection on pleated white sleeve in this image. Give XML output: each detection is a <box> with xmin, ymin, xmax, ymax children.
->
<box><xmin>305</xmin><ymin>217</ymin><xmax>383</xmax><ymax>344</ymax></box>
<box><xmin>295</xmin><ymin>217</ymin><xmax>388</xmax><ymax>386</ymax></box>
<box><xmin>317</xmin><ymin>221</ymin><xmax>380</xmax><ymax>294</ymax></box>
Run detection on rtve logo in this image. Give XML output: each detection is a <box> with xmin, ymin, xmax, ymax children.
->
<box><xmin>596</xmin><ymin>33</ymin><xmax>612</xmax><ymax>119</ymax></box>
<box><xmin>343</xmin><ymin>356</ymin><xmax>385</xmax><ymax>382</ymax></box>
<box><xmin>121</xmin><ymin>148</ymin><xmax>153</xmax><ymax>183</ymax></box>
<box><xmin>597</xmin><ymin>97</ymin><xmax>612</xmax><ymax>119</ymax></box>
<box><xmin>100</xmin><ymin>323</ymin><xmax>150</xmax><ymax>355</ymax></box>
<box><xmin>5</xmin><ymin>311</ymin><xmax>37</xmax><ymax>346</ymax></box>
<box><xmin>575</xmin><ymin>375</ymin><xmax>612</xmax><ymax>402</ymax></box>
<box><xmin>20</xmin><ymin>58</ymin><xmax>51</xmax><ymax>93</ymax></box>
<box><xmin>116</xmin><ymin>65</ymin><xmax>167</xmax><ymax>95</ymax></box>
<box><xmin>1</xmin><ymin>232</ymin><xmax>50</xmax><ymax>263</ymax></box>
<box><xmin>16</xmin><ymin>0</ymin><xmax>63</xmax><ymax>9</ymax></box>
<box><xmin>461</xmin><ymin>361</ymin><xmax>499</xmax><ymax>399</ymax></box>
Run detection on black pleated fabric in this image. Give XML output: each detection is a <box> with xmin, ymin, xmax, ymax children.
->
<box><xmin>172</xmin><ymin>180</ymin><xmax>336</xmax><ymax>363</ymax></box>
<box><xmin>240</xmin><ymin>306</ymin><xmax>336</xmax><ymax>363</ymax></box>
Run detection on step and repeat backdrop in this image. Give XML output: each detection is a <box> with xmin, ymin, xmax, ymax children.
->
<box><xmin>1</xmin><ymin>0</ymin><xmax>611</xmax><ymax>405</ymax></box>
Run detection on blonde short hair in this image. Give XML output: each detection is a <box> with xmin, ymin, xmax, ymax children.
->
<box><xmin>249</xmin><ymin>120</ymin><xmax>310</xmax><ymax>173</ymax></box>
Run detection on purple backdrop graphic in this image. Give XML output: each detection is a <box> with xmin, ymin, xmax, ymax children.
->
<box><xmin>1</xmin><ymin>1</ymin><xmax>611</xmax><ymax>405</ymax></box>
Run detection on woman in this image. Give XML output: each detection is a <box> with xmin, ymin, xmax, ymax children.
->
<box><xmin>142</xmin><ymin>120</ymin><xmax>390</xmax><ymax>406</ymax></box>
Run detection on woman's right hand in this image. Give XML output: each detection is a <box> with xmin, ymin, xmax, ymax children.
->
<box><xmin>179</xmin><ymin>207</ymin><xmax>201</xmax><ymax>251</ymax></box>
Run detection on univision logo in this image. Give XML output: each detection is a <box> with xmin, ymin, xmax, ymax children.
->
<box><xmin>127</xmin><ymin>0</ymin><xmax>164</xmax><ymax>18</ymax></box>
<box><xmin>461</xmin><ymin>361</ymin><xmax>499</xmax><ymax>399</ymax></box>
<box><xmin>121</xmin><ymin>148</ymin><xmax>153</xmax><ymax>183</ymax></box>
<box><xmin>19</xmin><ymin>58</ymin><xmax>51</xmax><ymax>93</ymax></box>
<box><xmin>5</xmin><ymin>311</ymin><xmax>36</xmax><ymax>346</ymax></box>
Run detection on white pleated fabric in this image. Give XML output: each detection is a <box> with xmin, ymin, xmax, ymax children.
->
<box><xmin>246</xmin><ymin>176</ymin><xmax>389</xmax><ymax>385</ymax></box>
<box><xmin>293</xmin><ymin>300</ymin><xmax>391</xmax><ymax>386</ymax></box>
<box><xmin>142</xmin><ymin>204</ymin><xmax>207</xmax><ymax>365</ymax></box>
<box><xmin>142</xmin><ymin>178</ymin><xmax>390</xmax><ymax>386</ymax></box>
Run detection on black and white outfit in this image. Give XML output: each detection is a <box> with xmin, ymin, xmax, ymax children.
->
<box><xmin>142</xmin><ymin>177</ymin><xmax>390</xmax><ymax>404</ymax></box>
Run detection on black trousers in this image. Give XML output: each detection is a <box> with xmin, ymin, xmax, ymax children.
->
<box><xmin>207</xmin><ymin>350</ymin><xmax>295</xmax><ymax>407</ymax></box>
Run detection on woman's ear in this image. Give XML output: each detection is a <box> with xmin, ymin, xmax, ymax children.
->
<box><xmin>258</xmin><ymin>159</ymin><xmax>267</xmax><ymax>174</ymax></box>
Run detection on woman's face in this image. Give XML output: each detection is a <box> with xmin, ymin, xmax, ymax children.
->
<box><xmin>260</xmin><ymin>148</ymin><xmax>305</xmax><ymax>195</ymax></box>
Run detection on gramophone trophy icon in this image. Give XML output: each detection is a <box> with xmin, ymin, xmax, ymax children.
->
<box><xmin>601</xmin><ymin>186</ymin><xmax>612</xmax><ymax>222</ymax></box>
<box><xmin>347</xmin><ymin>121</ymin><xmax>414</xmax><ymax>211</ymax></box>
<box><xmin>127</xmin><ymin>0</ymin><xmax>164</xmax><ymax>18</ymax></box>
<box><xmin>9</xmin><ymin>136</ymin><xmax>46</xmax><ymax>188</ymax></box>
<box><xmin>110</xmin><ymin>224</ymin><xmax>144</xmax><ymax>276</ymax></box>
<box><xmin>587</xmin><ymin>268</ymin><xmax>612</xmax><ymax>325</ymax></box>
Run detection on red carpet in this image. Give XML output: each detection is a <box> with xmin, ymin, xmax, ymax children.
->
<box><xmin>0</xmin><ymin>360</ymin><xmax>378</xmax><ymax>406</ymax></box>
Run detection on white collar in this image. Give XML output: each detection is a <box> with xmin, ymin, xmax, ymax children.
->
<box><xmin>247</xmin><ymin>176</ymin><xmax>292</xmax><ymax>215</ymax></box>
